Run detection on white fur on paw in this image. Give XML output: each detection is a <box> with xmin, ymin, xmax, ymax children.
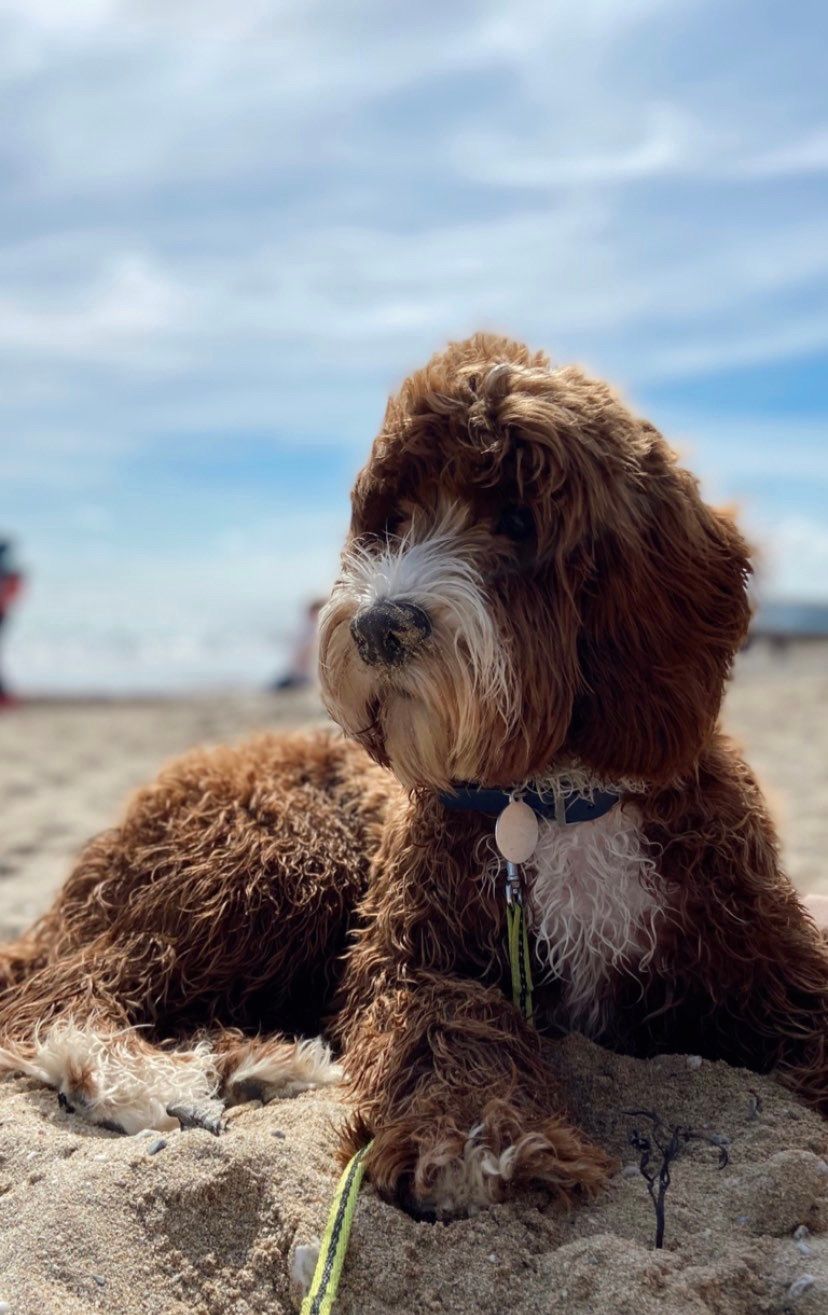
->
<box><xmin>419</xmin><ymin>1124</ymin><xmax>553</xmax><ymax>1216</ymax></box>
<box><xmin>0</xmin><ymin>1020</ymin><xmax>220</xmax><ymax>1134</ymax></box>
<box><xmin>291</xmin><ymin>1239</ymin><xmax>321</xmax><ymax>1293</ymax></box>
<box><xmin>225</xmin><ymin>1036</ymin><xmax>342</xmax><ymax>1103</ymax></box>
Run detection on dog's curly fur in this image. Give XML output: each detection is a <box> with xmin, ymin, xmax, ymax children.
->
<box><xmin>1</xmin><ymin>334</ymin><xmax>825</xmax><ymax>1213</ymax></box>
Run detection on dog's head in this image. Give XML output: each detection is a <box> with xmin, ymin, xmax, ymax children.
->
<box><xmin>318</xmin><ymin>334</ymin><xmax>751</xmax><ymax>790</ymax></box>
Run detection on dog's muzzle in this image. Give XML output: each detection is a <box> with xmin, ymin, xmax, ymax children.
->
<box><xmin>350</xmin><ymin>600</ymin><xmax>431</xmax><ymax>668</ymax></box>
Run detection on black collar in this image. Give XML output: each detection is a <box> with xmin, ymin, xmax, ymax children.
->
<box><xmin>438</xmin><ymin>782</ymin><xmax>621</xmax><ymax>825</ymax></box>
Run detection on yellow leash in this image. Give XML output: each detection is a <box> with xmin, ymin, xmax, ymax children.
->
<box><xmin>300</xmin><ymin>1142</ymin><xmax>371</xmax><ymax>1315</ymax></box>
<box><xmin>302</xmin><ymin>866</ymin><xmax>535</xmax><ymax>1312</ymax></box>
<box><xmin>505</xmin><ymin>869</ymin><xmax>535</xmax><ymax>1025</ymax></box>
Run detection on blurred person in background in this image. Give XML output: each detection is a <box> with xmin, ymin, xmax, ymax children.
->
<box><xmin>272</xmin><ymin>598</ymin><xmax>326</xmax><ymax>692</ymax></box>
<box><xmin>0</xmin><ymin>539</ymin><xmax>24</xmax><ymax>707</ymax></box>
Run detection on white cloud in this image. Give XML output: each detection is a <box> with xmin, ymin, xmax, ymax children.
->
<box><xmin>669</xmin><ymin>418</ymin><xmax>828</xmax><ymax>489</ymax></box>
<box><xmin>451</xmin><ymin>104</ymin><xmax>708</xmax><ymax>188</ymax></box>
<box><xmin>750</xmin><ymin>515</ymin><xmax>828</xmax><ymax>601</ymax></box>
<box><xmin>651</xmin><ymin>415</ymin><xmax>828</xmax><ymax>601</ymax></box>
<box><xmin>738</xmin><ymin>128</ymin><xmax>828</xmax><ymax>179</ymax></box>
<box><xmin>1</xmin><ymin>0</ymin><xmax>825</xmax><ymax>383</ymax></box>
<box><xmin>0</xmin><ymin>254</ymin><xmax>187</xmax><ymax>361</ymax></box>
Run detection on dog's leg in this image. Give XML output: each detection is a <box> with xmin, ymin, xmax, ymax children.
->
<box><xmin>0</xmin><ymin>1010</ymin><xmax>223</xmax><ymax>1134</ymax></box>
<box><xmin>0</xmin><ymin>931</ymin><xmax>222</xmax><ymax>1132</ymax></box>
<box><xmin>635</xmin><ymin>746</ymin><xmax>828</xmax><ymax>1113</ymax></box>
<box><xmin>0</xmin><ymin>993</ymin><xmax>343</xmax><ymax>1133</ymax></box>
<box><xmin>336</xmin><ymin>974</ymin><xmax>615</xmax><ymax>1216</ymax></box>
<box><xmin>329</xmin><ymin>799</ymin><xmax>615</xmax><ymax>1216</ymax></box>
<box><xmin>217</xmin><ymin>1031</ymin><xmax>342</xmax><ymax>1104</ymax></box>
<box><xmin>0</xmin><ymin>730</ymin><xmax>388</xmax><ymax>1131</ymax></box>
<box><xmin>0</xmin><ymin>937</ymin><xmax>343</xmax><ymax>1133</ymax></box>
<box><xmin>0</xmin><ymin>1015</ymin><xmax>343</xmax><ymax>1133</ymax></box>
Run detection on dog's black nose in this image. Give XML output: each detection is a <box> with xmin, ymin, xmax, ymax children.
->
<box><xmin>350</xmin><ymin>600</ymin><xmax>431</xmax><ymax>667</ymax></box>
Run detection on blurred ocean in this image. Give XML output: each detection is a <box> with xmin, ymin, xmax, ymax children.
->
<box><xmin>3</xmin><ymin>512</ymin><xmax>344</xmax><ymax>694</ymax></box>
<box><xmin>754</xmin><ymin>600</ymin><xmax>828</xmax><ymax>638</ymax></box>
<box><xmin>5</xmin><ymin>591</ymin><xmax>826</xmax><ymax>696</ymax></box>
<box><xmin>7</xmin><ymin>619</ymin><xmax>294</xmax><ymax>694</ymax></box>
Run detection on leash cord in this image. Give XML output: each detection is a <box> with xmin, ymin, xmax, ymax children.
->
<box><xmin>300</xmin><ymin>1143</ymin><xmax>371</xmax><ymax>1315</ymax></box>
<box><xmin>506</xmin><ymin>896</ymin><xmax>535</xmax><ymax>1025</ymax></box>
<box><xmin>302</xmin><ymin>862</ymin><xmax>534</xmax><ymax>1312</ymax></box>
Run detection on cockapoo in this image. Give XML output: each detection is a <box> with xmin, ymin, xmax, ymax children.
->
<box><xmin>1</xmin><ymin>334</ymin><xmax>825</xmax><ymax>1216</ymax></box>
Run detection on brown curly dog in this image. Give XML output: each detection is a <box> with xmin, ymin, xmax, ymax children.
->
<box><xmin>1</xmin><ymin>334</ymin><xmax>825</xmax><ymax>1216</ymax></box>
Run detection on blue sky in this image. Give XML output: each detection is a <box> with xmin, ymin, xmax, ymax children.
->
<box><xmin>2</xmin><ymin>0</ymin><xmax>827</xmax><ymax>690</ymax></box>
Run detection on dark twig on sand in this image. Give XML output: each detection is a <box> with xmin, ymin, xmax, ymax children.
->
<box><xmin>625</xmin><ymin>1109</ymin><xmax>729</xmax><ymax>1249</ymax></box>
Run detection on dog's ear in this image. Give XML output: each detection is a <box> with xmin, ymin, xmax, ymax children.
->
<box><xmin>567</xmin><ymin>432</ymin><xmax>752</xmax><ymax>783</ymax></box>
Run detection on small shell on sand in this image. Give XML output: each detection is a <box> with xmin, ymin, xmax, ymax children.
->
<box><xmin>788</xmin><ymin>1274</ymin><xmax>815</xmax><ymax>1299</ymax></box>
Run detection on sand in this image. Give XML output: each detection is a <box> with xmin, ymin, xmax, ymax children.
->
<box><xmin>0</xmin><ymin>645</ymin><xmax>826</xmax><ymax>1314</ymax></box>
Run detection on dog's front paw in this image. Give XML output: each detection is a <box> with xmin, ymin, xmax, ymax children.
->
<box><xmin>361</xmin><ymin>1101</ymin><xmax>615</xmax><ymax>1218</ymax></box>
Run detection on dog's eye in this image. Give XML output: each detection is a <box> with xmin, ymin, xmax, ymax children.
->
<box><xmin>383</xmin><ymin>511</ymin><xmax>405</xmax><ymax>538</ymax></box>
<box><xmin>495</xmin><ymin>505</ymin><xmax>534</xmax><ymax>541</ymax></box>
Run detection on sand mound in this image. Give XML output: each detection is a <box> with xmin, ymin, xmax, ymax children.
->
<box><xmin>0</xmin><ymin>1036</ymin><xmax>825</xmax><ymax>1315</ymax></box>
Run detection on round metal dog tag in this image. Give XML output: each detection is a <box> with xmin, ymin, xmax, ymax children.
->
<box><xmin>495</xmin><ymin>800</ymin><xmax>539</xmax><ymax>864</ymax></box>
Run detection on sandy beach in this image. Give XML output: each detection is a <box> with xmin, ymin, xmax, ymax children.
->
<box><xmin>0</xmin><ymin>645</ymin><xmax>826</xmax><ymax>1313</ymax></box>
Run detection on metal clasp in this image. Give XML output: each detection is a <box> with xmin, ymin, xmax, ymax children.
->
<box><xmin>505</xmin><ymin>859</ymin><xmax>523</xmax><ymax>907</ymax></box>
